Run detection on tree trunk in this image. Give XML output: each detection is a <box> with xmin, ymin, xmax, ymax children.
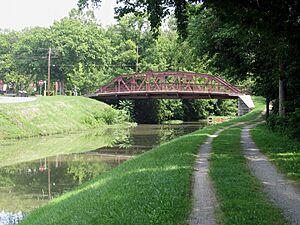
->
<box><xmin>266</xmin><ymin>97</ymin><xmax>270</xmax><ymax>119</ymax></box>
<box><xmin>278</xmin><ymin>63</ymin><xmax>286</xmax><ymax>116</ymax></box>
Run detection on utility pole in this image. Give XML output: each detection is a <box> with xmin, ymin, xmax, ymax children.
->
<box><xmin>48</xmin><ymin>158</ymin><xmax>51</xmax><ymax>200</ymax></box>
<box><xmin>47</xmin><ymin>48</ymin><xmax>52</xmax><ymax>96</ymax></box>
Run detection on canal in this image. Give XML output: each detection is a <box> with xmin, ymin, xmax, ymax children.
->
<box><xmin>0</xmin><ymin>122</ymin><xmax>207</xmax><ymax>225</ymax></box>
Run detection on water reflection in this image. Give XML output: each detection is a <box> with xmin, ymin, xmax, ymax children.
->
<box><xmin>0</xmin><ymin>122</ymin><xmax>206</xmax><ymax>224</ymax></box>
<box><xmin>0</xmin><ymin>153</ymin><xmax>129</xmax><ymax>213</ymax></box>
<box><xmin>0</xmin><ymin>126</ymin><xmax>130</xmax><ymax>168</ymax></box>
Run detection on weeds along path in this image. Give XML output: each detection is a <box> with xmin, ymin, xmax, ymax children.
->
<box><xmin>189</xmin><ymin>127</ymin><xmax>226</xmax><ymax>225</ymax></box>
<box><xmin>242</xmin><ymin>124</ymin><xmax>300</xmax><ymax>224</ymax></box>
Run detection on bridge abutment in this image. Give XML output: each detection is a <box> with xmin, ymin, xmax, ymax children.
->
<box><xmin>238</xmin><ymin>95</ymin><xmax>255</xmax><ymax>116</ymax></box>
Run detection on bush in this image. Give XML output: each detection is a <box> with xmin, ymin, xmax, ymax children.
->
<box><xmin>287</xmin><ymin>109</ymin><xmax>300</xmax><ymax>138</ymax></box>
<box><xmin>267</xmin><ymin>109</ymin><xmax>300</xmax><ymax>139</ymax></box>
<box><xmin>83</xmin><ymin>107</ymin><xmax>127</xmax><ymax>126</ymax></box>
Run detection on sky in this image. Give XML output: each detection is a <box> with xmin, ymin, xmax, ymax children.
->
<box><xmin>0</xmin><ymin>0</ymin><xmax>117</xmax><ymax>30</ymax></box>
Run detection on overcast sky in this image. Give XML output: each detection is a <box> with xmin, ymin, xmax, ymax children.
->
<box><xmin>0</xmin><ymin>0</ymin><xmax>117</xmax><ymax>30</ymax></box>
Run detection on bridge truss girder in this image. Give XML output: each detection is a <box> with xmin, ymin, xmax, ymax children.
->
<box><xmin>90</xmin><ymin>71</ymin><xmax>241</xmax><ymax>100</ymax></box>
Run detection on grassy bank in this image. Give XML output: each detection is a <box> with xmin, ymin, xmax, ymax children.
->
<box><xmin>210</xmin><ymin>126</ymin><xmax>285</xmax><ymax>225</ymax></box>
<box><xmin>20</xmin><ymin>97</ymin><xmax>266</xmax><ymax>225</ymax></box>
<box><xmin>251</xmin><ymin>124</ymin><xmax>300</xmax><ymax>183</ymax></box>
<box><xmin>0</xmin><ymin>96</ymin><xmax>127</xmax><ymax>139</ymax></box>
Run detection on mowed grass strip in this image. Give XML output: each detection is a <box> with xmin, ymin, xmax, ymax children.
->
<box><xmin>210</xmin><ymin>127</ymin><xmax>286</xmax><ymax>225</ymax></box>
<box><xmin>251</xmin><ymin>124</ymin><xmax>300</xmax><ymax>183</ymax></box>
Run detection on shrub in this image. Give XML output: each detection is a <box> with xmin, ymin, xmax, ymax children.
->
<box><xmin>267</xmin><ymin>109</ymin><xmax>300</xmax><ymax>139</ymax></box>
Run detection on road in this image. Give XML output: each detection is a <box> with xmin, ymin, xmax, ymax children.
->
<box><xmin>0</xmin><ymin>96</ymin><xmax>37</xmax><ymax>104</ymax></box>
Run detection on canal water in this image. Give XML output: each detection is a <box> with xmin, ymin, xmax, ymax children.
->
<box><xmin>0</xmin><ymin>122</ymin><xmax>206</xmax><ymax>225</ymax></box>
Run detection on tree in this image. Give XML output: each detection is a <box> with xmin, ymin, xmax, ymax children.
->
<box><xmin>105</xmin><ymin>13</ymin><xmax>154</xmax><ymax>76</ymax></box>
<box><xmin>50</xmin><ymin>9</ymin><xmax>111</xmax><ymax>93</ymax></box>
<box><xmin>12</xmin><ymin>27</ymin><xmax>51</xmax><ymax>83</ymax></box>
<box><xmin>78</xmin><ymin>0</ymin><xmax>198</xmax><ymax>37</ymax></box>
<box><xmin>0</xmin><ymin>32</ymin><xmax>15</xmax><ymax>81</ymax></box>
<box><xmin>202</xmin><ymin>0</ymin><xmax>300</xmax><ymax>116</ymax></box>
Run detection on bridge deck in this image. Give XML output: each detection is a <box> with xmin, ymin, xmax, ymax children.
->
<box><xmin>89</xmin><ymin>91</ymin><xmax>239</xmax><ymax>100</ymax></box>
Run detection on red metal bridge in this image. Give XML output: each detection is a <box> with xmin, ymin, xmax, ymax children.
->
<box><xmin>89</xmin><ymin>71</ymin><xmax>243</xmax><ymax>100</ymax></box>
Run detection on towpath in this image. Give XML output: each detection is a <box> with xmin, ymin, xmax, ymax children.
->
<box><xmin>242</xmin><ymin>124</ymin><xmax>300</xmax><ymax>225</ymax></box>
<box><xmin>189</xmin><ymin>129</ymin><xmax>223</xmax><ymax>225</ymax></box>
<box><xmin>190</xmin><ymin>122</ymin><xmax>300</xmax><ymax>225</ymax></box>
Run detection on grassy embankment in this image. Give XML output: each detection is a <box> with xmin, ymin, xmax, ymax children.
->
<box><xmin>21</xmin><ymin>97</ymin><xmax>270</xmax><ymax>225</ymax></box>
<box><xmin>251</xmin><ymin>124</ymin><xmax>300</xmax><ymax>183</ymax></box>
<box><xmin>0</xmin><ymin>96</ymin><xmax>128</xmax><ymax>140</ymax></box>
<box><xmin>210</xmin><ymin>126</ymin><xmax>286</xmax><ymax>225</ymax></box>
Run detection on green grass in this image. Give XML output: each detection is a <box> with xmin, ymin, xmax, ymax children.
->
<box><xmin>19</xmin><ymin>96</ymin><xmax>267</xmax><ymax>225</ymax></box>
<box><xmin>0</xmin><ymin>96</ymin><xmax>127</xmax><ymax>139</ymax></box>
<box><xmin>251</xmin><ymin>124</ymin><xmax>300</xmax><ymax>183</ymax></box>
<box><xmin>210</xmin><ymin>127</ymin><xmax>286</xmax><ymax>225</ymax></box>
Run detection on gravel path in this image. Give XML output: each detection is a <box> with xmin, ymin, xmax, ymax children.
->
<box><xmin>189</xmin><ymin>129</ymin><xmax>224</xmax><ymax>225</ymax></box>
<box><xmin>242</xmin><ymin>124</ymin><xmax>300</xmax><ymax>225</ymax></box>
<box><xmin>0</xmin><ymin>97</ymin><xmax>37</xmax><ymax>104</ymax></box>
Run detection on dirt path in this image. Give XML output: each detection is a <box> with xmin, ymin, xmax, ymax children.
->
<box><xmin>189</xmin><ymin>129</ymin><xmax>224</xmax><ymax>225</ymax></box>
<box><xmin>242</xmin><ymin>124</ymin><xmax>300</xmax><ymax>225</ymax></box>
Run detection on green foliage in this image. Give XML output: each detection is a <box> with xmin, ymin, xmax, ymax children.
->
<box><xmin>157</xmin><ymin>99</ymin><xmax>183</xmax><ymax>122</ymax></box>
<box><xmin>210</xmin><ymin>127</ymin><xmax>286</xmax><ymax>225</ymax></box>
<box><xmin>67</xmin><ymin>159</ymin><xmax>111</xmax><ymax>184</ymax></box>
<box><xmin>106</xmin><ymin>14</ymin><xmax>154</xmax><ymax>76</ymax></box>
<box><xmin>182</xmin><ymin>99</ymin><xmax>210</xmax><ymax>120</ymax></box>
<box><xmin>251</xmin><ymin>124</ymin><xmax>300</xmax><ymax>182</ymax></box>
<box><xmin>50</xmin><ymin>10</ymin><xmax>111</xmax><ymax>93</ymax></box>
<box><xmin>213</xmin><ymin>99</ymin><xmax>237</xmax><ymax>116</ymax></box>
<box><xmin>131</xmin><ymin>98</ymin><xmax>238</xmax><ymax>123</ymax></box>
<box><xmin>118</xmin><ymin>100</ymin><xmax>135</xmax><ymax>122</ymax></box>
<box><xmin>267</xmin><ymin>109</ymin><xmax>300</xmax><ymax>139</ymax></box>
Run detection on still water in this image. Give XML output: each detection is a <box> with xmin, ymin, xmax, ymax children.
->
<box><xmin>0</xmin><ymin>122</ymin><xmax>206</xmax><ymax>224</ymax></box>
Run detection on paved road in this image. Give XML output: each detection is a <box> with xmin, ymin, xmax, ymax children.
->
<box><xmin>0</xmin><ymin>97</ymin><xmax>37</xmax><ymax>104</ymax></box>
